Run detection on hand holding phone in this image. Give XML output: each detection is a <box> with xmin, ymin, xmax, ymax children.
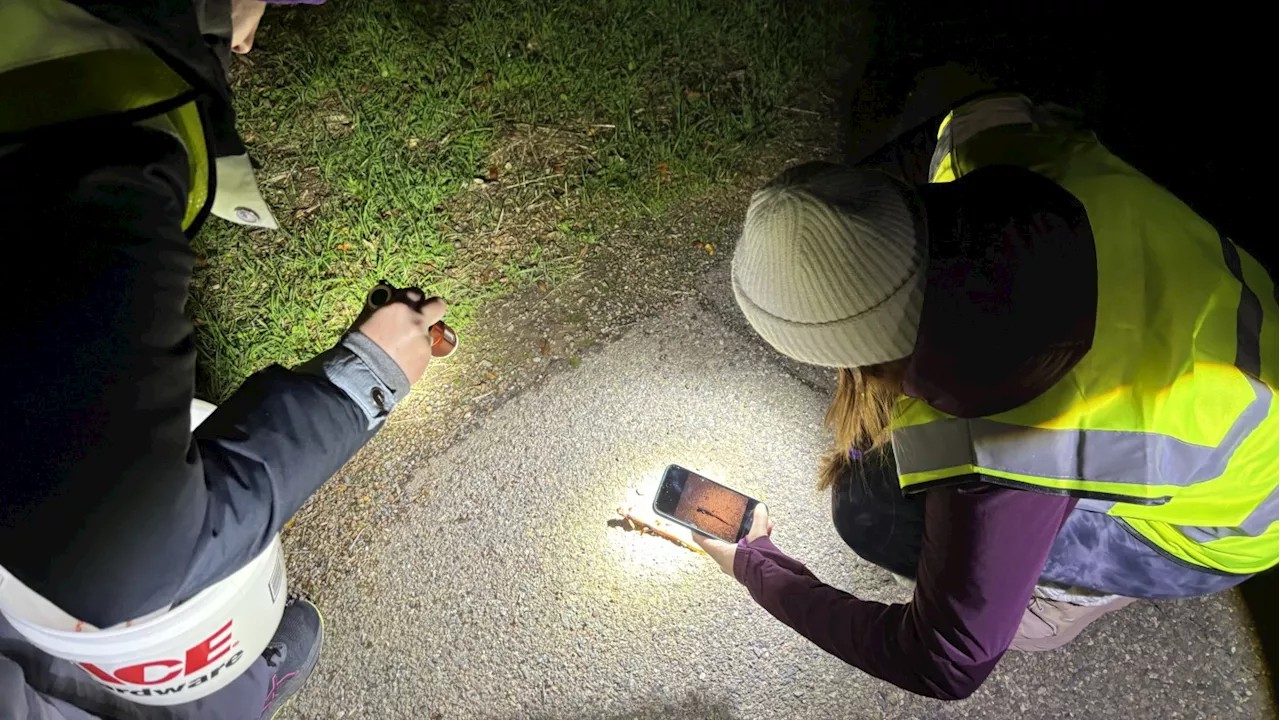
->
<box><xmin>692</xmin><ymin>503</ymin><xmax>772</xmax><ymax>575</ymax></box>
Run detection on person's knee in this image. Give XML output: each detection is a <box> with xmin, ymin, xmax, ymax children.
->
<box><xmin>829</xmin><ymin>462</ymin><xmax>924</xmax><ymax>578</ymax></box>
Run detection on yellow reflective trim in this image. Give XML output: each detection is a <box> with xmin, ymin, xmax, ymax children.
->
<box><xmin>891</xmin><ymin>396</ymin><xmax>949</xmax><ymax>430</ymax></box>
<box><xmin>895</xmin><ymin>362</ymin><xmax>1257</xmax><ymax>448</ymax></box>
<box><xmin>1124</xmin><ymin>517</ymin><xmax>1278</xmax><ymax>574</ymax></box>
<box><xmin>901</xmin><ymin>462</ymin><xmax>1278</xmax><ymax>573</ymax></box>
<box><xmin>1114</xmin><ymin>398</ymin><xmax>1278</xmax><ymax>527</ymax></box>
<box><xmin>899</xmin><ymin>464</ymin><xmax>1175</xmax><ymax>502</ymax></box>
<box><xmin>165</xmin><ymin>102</ymin><xmax>209</xmax><ymax>231</ymax></box>
<box><xmin>931</xmin><ymin>156</ymin><xmax>958</xmax><ymax>184</ymax></box>
<box><xmin>898</xmin><ymin>464</ymin><xmax>972</xmax><ymax>488</ymax></box>
<box><xmin>0</xmin><ymin>0</ymin><xmax>142</xmax><ymax>74</ymax></box>
<box><xmin>936</xmin><ymin>111</ymin><xmax>955</xmax><ymax>140</ymax></box>
<box><xmin>0</xmin><ymin>49</ymin><xmax>190</xmax><ymax>135</ymax></box>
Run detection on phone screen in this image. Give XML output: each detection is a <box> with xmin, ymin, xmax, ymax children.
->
<box><xmin>652</xmin><ymin>465</ymin><xmax>757</xmax><ymax>542</ymax></box>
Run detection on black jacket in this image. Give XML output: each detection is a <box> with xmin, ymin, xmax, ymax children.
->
<box><xmin>0</xmin><ymin>4</ymin><xmax>389</xmax><ymax>627</ymax></box>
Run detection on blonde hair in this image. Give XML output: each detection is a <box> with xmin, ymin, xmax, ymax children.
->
<box><xmin>819</xmin><ymin>360</ymin><xmax>907</xmax><ymax>490</ymax></box>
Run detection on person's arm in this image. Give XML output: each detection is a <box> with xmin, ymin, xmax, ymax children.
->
<box><xmin>732</xmin><ymin>484</ymin><xmax>1075</xmax><ymax>700</ymax></box>
<box><xmin>0</xmin><ymin>125</ymin><xmax>428</xmax><ymax>627</ymax></box>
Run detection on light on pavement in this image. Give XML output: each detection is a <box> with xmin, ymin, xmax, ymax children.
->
<box><xmin>607</xmin><ymin>460</ymin><xmax>745</xmax><ymax>577</ymax></box>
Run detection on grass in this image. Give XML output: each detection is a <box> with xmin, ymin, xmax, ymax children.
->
<box><xmin>191</xmin><ymin>0</ymin><xmax>853</xmax><ymax>400</ymax></box>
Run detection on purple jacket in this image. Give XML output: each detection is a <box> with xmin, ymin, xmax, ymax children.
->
<box><xmin>734</xmin><ymin>485</ymin><xmax>1076</xmax><ymax>699</ymax></box>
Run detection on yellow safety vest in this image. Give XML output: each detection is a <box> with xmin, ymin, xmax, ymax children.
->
<box><xmin>0</xmin><ymin>0</ymin><xmax>212</xmax><ymax>231</ymax></box>
<box><xmin>891</xmin><ymin>95</ymin><xmax>1279</xmax><ymax>575</ymax></box>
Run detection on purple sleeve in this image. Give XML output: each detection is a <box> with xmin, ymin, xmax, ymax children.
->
<box><xmin>733</xmin><ymin>484</ymin><xmax>1076</xmax><ymax>700</ymax></box>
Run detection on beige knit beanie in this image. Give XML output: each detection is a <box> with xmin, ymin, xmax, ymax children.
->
<box><xmin>731</xmin><ymin>162</ymin><xmax>926</xmax><ymax>368</ymax></box>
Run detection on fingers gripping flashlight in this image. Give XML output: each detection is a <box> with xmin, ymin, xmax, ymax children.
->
<box><xmin>366</xmin><ymin>281</ymin><xmax>458</xmax><ymax>358</ymax></box>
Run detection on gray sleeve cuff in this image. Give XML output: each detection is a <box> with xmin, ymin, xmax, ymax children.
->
<box><xmin>298</xmin><ymin>332</ymin><xmax>410</xmax><ymax>429</ymax></box>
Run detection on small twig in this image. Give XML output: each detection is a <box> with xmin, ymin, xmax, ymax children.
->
<box><xmin>503</xmin><ymin>174</ymin><xmax>560</xmax><ymax>191</ymax></box>
<box><xmin>780</xmin><ymin>106</ymin><xmax>821</xmax><ymax>116</ymax></box>
<box><xmin>348</xmin><ymin>524</ymin><xmax>369</xmax><ymax>553</ymax></box>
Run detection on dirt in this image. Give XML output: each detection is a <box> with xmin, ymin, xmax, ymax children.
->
<box><xmin>280</xmin><ymin>113</ymin><xmax>839</xmax><ymax>600</ymax></box>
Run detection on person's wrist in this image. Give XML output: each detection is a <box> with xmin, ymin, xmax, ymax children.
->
<box><xmin>732</xmin><ymin>537</ymin><xmax>754</xmax><ymax>582</ymax></box>
<box><xmin>341</xmin><ymin>331</ymin><xmax>411</xmax><ymax>399</ymax></box>
<box><xmin>297</xmin><ymin>341</ymin><xmax>402</xmax><ymax>429</ymax></box>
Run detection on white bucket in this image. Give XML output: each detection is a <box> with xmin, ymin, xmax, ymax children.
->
<box><xmin>0</xmin><ymin>399</ymin><xmax>289</xmax><ymax>705</ymax></box>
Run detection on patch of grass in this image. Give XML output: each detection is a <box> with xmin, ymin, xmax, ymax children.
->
<box><xmin>191</xmin><ymin>0</ymin><xmax>853</xmax><ymax>399</ymax></box>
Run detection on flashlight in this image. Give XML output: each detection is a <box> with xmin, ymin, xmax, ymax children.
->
<box><xmin>365</xmin><ymin>281</ymin><xmax>458</xmax><ymax>358</ymax></box>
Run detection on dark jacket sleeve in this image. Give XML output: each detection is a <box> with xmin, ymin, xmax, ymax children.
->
<box><xmin>0</xmin><ymin>125</ymin><xmax>373</xmax><ymax>627</ymax></box>
<box><xmin>733</xmin><ymin>484</ymin><xmax>1075</xmax><ymax>700</ymax></box>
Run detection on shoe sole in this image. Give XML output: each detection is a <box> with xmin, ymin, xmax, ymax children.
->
<box><xmin>267</xmin><ymin>601</ymin><xmax>326</xmax><ymax>720</ymax></box>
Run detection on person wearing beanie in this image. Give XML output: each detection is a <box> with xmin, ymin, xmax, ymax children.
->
<box><xmin>693</xmin><ymin>93</ymin><xmax>1278</xmax><ymax>700</ymax></box>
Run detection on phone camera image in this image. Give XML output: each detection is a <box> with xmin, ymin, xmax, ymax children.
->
<box><xmin>651</xmin><ymin>465</ymin><xmax>758</xmax><ymax>543</ymax></box>
<box><xmin>675</xmin><ymin>473</ymin><xmax>748</xmax><ymax>541</ymax></box>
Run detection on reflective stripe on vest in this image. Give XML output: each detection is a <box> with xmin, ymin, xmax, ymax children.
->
<box><xmin>892</xmin><ymin>96</ymin><xmax>1279</xmax><ymax>575</ymax></box>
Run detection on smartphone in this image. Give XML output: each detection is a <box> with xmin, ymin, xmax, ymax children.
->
<box><xmin>652</xmin><ymin>464</ymin><xmax>759</xmax><ymax>542</ymax></box>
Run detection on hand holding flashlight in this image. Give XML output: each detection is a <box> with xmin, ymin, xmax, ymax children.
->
<box><xmin>355</xmin><ymin>282</ymin><xmax>455</xmax><ymax>384</ymax></box>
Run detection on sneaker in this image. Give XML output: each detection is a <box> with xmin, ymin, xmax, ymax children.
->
<box><xmin>1010</xmin><ymin>595</ymin><xmax>1137</xmax><ymax>652</ymax></box>
<box><xmin>259</xmin><ymin>597</ymin><xmax>325</xmax><ymax>719</ymax></box>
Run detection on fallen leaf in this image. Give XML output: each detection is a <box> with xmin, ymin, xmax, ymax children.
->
<box><xmin>656</xmin><ymin>162</ymin><xmax>671</xmax><ymax>183</ymax></box>
<box><xmin>485</xmin><ymin>372</ymin><xmax>498</xmax><ymax>380</ymax></box>
<box><xmin>704</xmin><ymin>242</ymin><xmax>716</xmax><ymax>256</ymax></box>
<box><xmin>539</xmin><ymin>339</ymin><xmax>551</xmax><ymax>355</ymax></box>
<box><xmin>487</xmin><ymin>165</ymin><xmax>500</xmax><ymax>181</ymax></box>
<box><xmin>684</xmin><ymin>89</ymin><xmax>702</xmax><ymax>101</ymax></box>
<box><xmin>336</xmin><ymin>242</ymin><xmax>353</xmax><ymax>251</ymax></box>
<box><xmin>360</xmin><ymin>495</ymin><xmax>370</xmax><ymax>503</ymax></box>
<box><xmin>586</xmin><ymin>126</ymin><xmax>598</xmax><ymax>137</ymax></box>
<box><xmin>407</xmin><ymin>137</ymin><xmax>420</xmax><ymax>148</ymax></box>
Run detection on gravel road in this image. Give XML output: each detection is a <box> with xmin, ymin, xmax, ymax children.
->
<box><xmin>284</xmin><ymin>295</ymin><xmax>1271</xmax><ymax>719</ymax></box>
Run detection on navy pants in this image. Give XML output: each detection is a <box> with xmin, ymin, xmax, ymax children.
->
<box><xmin>830</xmin><ymin>458</ymin><xmax>1248</xmax><ymax>600</ymax></box>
